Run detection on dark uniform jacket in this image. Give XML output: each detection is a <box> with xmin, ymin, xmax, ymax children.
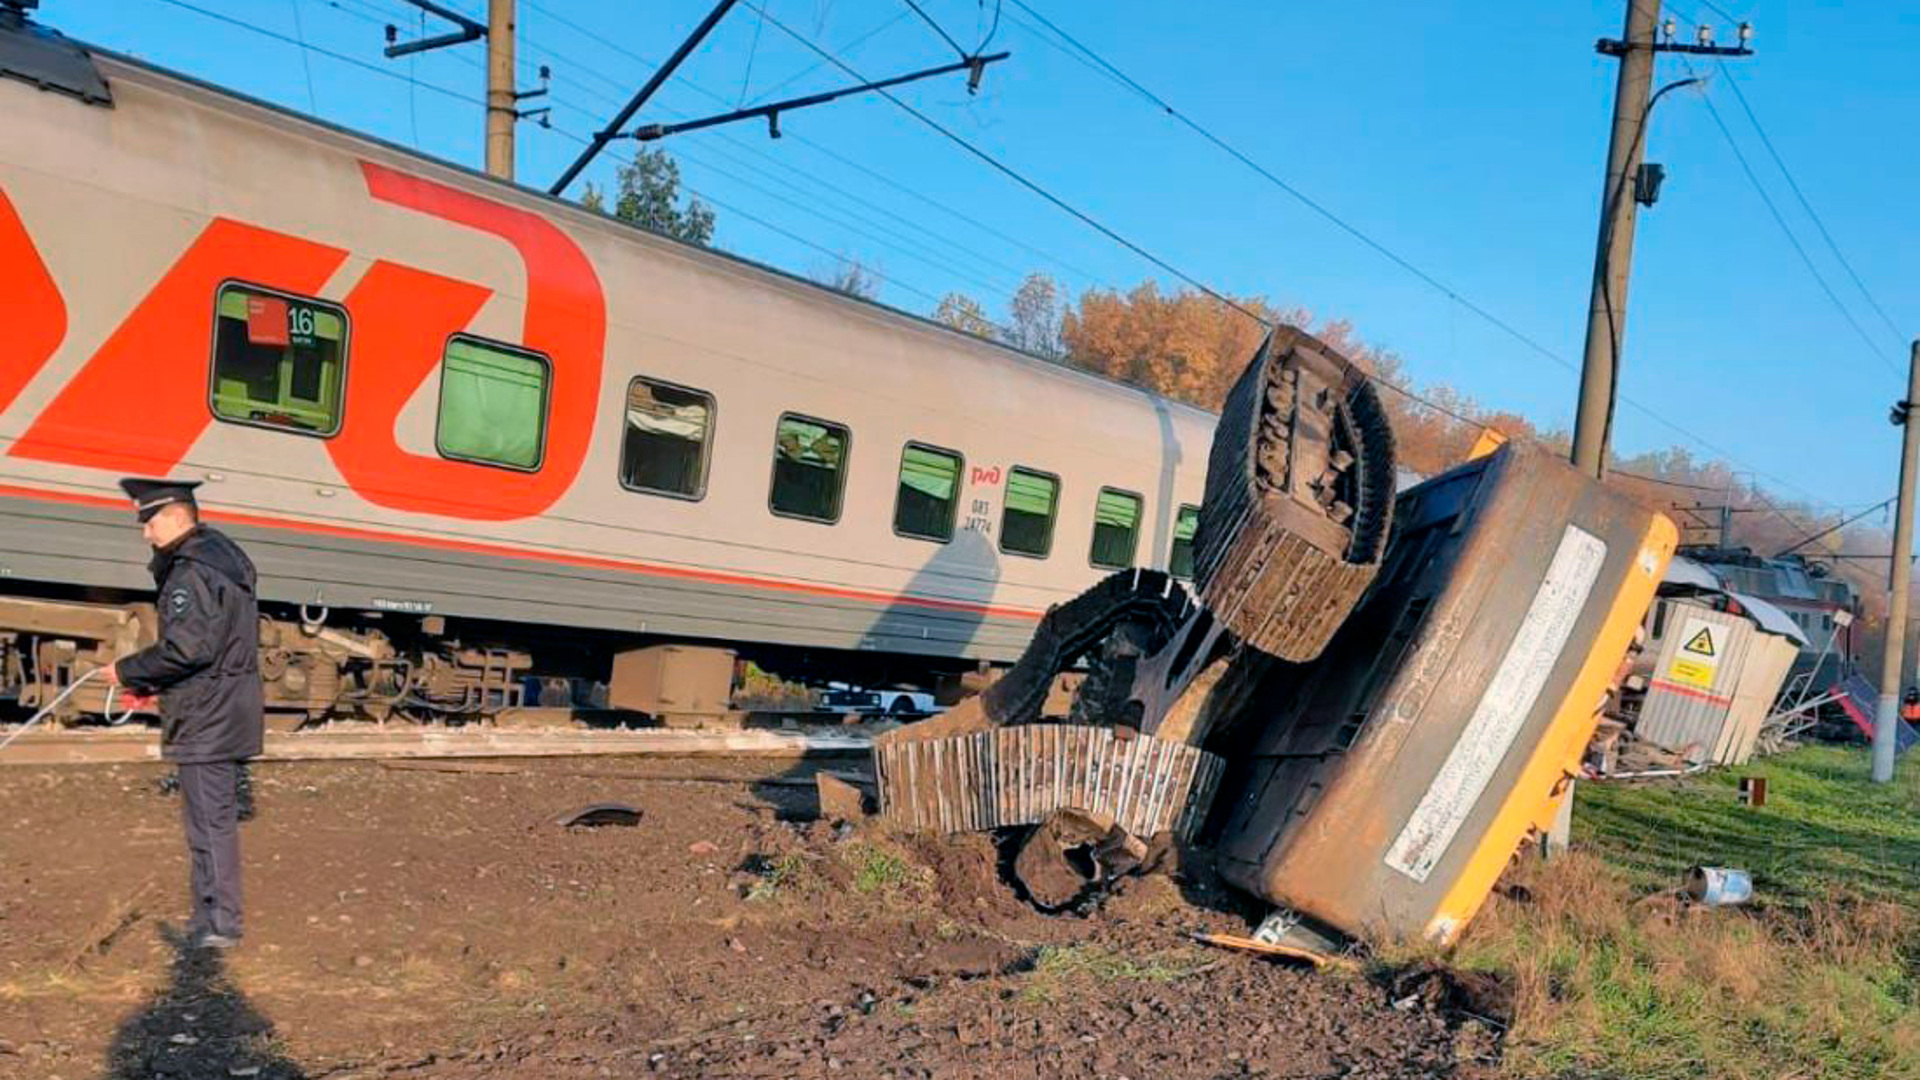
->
<box><xmin>116</xmin><ymin>527</ymin><xmax>264</xmax><ymax>764</ymax></box>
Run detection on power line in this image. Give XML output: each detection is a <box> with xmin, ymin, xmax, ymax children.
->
<box><xmin>1004</xmin><ymin>0</ymin><xmax>1572</xmax><ymax>374</ymax></box>
<box><xmin>155</xmin><ymin>0</ymin><xmax>488</xmax><ymax>108</ymax></box>
<box><xmin>1679</xmin><ymin>55</ymin><xmax>1898</xmax><ymax>375</ymax></box>
<box><xmin>992</xmin><ymin>2</ymin><xmax>1845</xmax><ymax>511</ymax></box>
<box><xmin>973</xmin><ymin>0</ymin><xmax>1003</xmax><ymax>54</ymax></box>
<box><xmin>142</xmin><ymin>0</ymin><xmax>1015</xmax><ymax>332</ymax></box>
<box><xmin>900</xmin><ymin>0</ymin><xmax>967</xmax><ymax>60</ymax></box>
<box><xmin>502</xmin><ymin>35</ymin><xmax>1048</xmax><ymax>300</ymax></box>
<box><xmin>1695</xmin><ymin>0</ymin><xmax>1744</xmax><ymax>25</ymax></box>
<box><xmin>142</xmin><ymin>0</ymin><xmax>1849</xmax><ymax>515</ymax></box>
<box><xmin>741</xmin><ymin>2</ymin><xmax>1276</xmax><ymax>331</ymax></box>
<box><xmin>518</xmin><ymin>2</ymin><xmax>1111</xmax><ymax>292</ymax></box>
<box><xmin>317</xmin><ymin>0</ymin><xmax>1035</xmax><ymax>300</ymax></box>
<box><xmin>1713</xmin><ymin>58</ymin><xmax>1907</xmax><ymax>348</ymax></box>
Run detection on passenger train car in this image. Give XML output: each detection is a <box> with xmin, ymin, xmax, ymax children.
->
<box><xmin>0</xmin><ymin>10</ymin><xmax>1214</xmax><ymax>719</ymax></box>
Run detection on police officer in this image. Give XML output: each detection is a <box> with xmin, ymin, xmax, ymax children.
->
<box><xmin>105</xmin><ymin>478</ymin><xmax>264</xmax><ymax>950</ymax></box>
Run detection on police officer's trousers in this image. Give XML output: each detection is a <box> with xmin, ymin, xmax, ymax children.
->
<box><xmin>178</xmin><ymin>760</ymin><xmax>244</xmax><ymax>939</ymax></box>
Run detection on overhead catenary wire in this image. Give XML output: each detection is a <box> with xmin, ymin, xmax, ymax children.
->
<box><xmin>900</xmin><ymin>0</ymin><xmax>968</xmax><ymax>61</ymax></box>
<box><xmin>997</xmin><ymin>0</ymin><xmax>1848</xmax><ymax>512</ymax></box>
<box><xmin>1678</xmin><ymin>55</ymin><xmax>1898</xmax><ymax>376</ymax></box>
<box><xmin>139</xmin><ymin>0</ymin><xmax>1851</xmax><ymax>519</ymax></box>
<box><xmin>157</xmin><ymin>0</ymin><xmax>490</xmax><ymax>109</ymax></box>
<box><xmin>740</xmin><ymin>1</ymin><xmax>1275</xmax><ymax>331</ymax></box>
<box><xmin>1005</xmin><ymin>0</ymin><xmax>1570</xmax><ymax>373</ymax></box>
<box><xmin>1713</xmin><ymin>58</ymin><xmax>1907</xmax><ymax>349</ymax></box>
<box><xmin>528</xmin><ymin>0</ymin><xmax>1843</xmax><ymax>513</ymax></box>
<box><xmin>516</xmin><ymin>1</ymin><xmax>1111</xmax><ymax>293</ymax></box>
<box><xmin>295</xmin><ymin>0</ymin><xmax>1038</xmax><ymax>304</ymax></box>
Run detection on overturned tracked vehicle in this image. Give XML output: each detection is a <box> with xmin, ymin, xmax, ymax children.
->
<box><xmin>878</xmin><ymin>333</ymin><xmax>1676</xmax><ymax>948</ymax></box>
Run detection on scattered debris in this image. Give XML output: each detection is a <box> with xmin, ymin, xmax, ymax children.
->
<box><xmin>1685</xmin><ymin>865</ymin><xmax>1753</xmax><ymax>906</ymax></box>
<box><xmin>814</xmin><ymin>772</ymin><xmax>867</xmax><ymax>824</ymax></box>
<box><xmin>551</xmin><ymin>803</ymin><xmax>642</xmax><ymax>828</ymax></box>
<box><xmin>1190</xmin><ymin>932</ymin><xmax>1357</xmax><ymax>971</ymax></box>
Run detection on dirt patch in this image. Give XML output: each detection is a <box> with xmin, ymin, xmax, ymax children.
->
<box><xmin>0</xmin><ymin>759</ymin><xmax>1492</xmax><ymax>1079</ymax></box>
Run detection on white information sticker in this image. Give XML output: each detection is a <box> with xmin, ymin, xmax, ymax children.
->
<box><xmin>1384</xmin><ymin>524</ymin><xmax>1608</xmax><ymax>882</ymax></box>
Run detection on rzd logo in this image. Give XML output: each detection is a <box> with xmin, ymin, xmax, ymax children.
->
<box><xmin>1</xmin><ymin>162</ymin><xmax>606</xmax><ymax>521</ymax></box>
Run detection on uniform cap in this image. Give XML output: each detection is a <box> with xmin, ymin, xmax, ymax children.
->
<box><xmin>118</xmin><ymin>477</ymin><xmax>202</xmax><ymax>522</ymax></box>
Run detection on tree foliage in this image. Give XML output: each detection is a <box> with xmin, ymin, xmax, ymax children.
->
<box><xmin>580</xmin><ymin>148</ymin><xmax>716</xmax><ymax>246</ymax></box>
<box><xmin>814</xmin><ymin>255</ymin><xmax>881</xmax><ymax>300</ymax></box>
<box><xmin>1005</xmin><ymin>273</ymin><xmax>1065</xmax><ymax>359</ymax></box>
<box><xmin>933</xmin><ymin>292</ymin><xmax>996</xmax><ymax>338</ymax></box>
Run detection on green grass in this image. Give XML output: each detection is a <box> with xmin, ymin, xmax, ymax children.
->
<box><xmin>1440</xmin><ymin>746</ymin><xmax>1920</xmax><ymax>1079</ymax></box>
<box><xmin>1576</xmin><ymin>745</ymin><xmax>1920</xmax><ymax>907</ymax></box>
<box><xmin>1017</xmin><ymin>944</ymin><xmax>1211</xmax><ymax>1003</ymax></box>
<box><xmin>844</xmin><ymin>842</ymin><xmax>926</xmax><ymax>895</ymax></box>
<box><xmin>746</xmin><ymin>853</ymin><xmax>806</xmax><ymax>903</ymax></box>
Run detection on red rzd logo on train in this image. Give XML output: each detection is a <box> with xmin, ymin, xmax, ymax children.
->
<box><xmin>1</xmin><ymin>163</ymin><xmax>606</xmax><ymax>521</ymax></box>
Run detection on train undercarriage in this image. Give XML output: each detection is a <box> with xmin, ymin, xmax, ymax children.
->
<box><xmin>0</xmin><ymin>583</ymin><xmax>977</xmax><ymax>735</ymax></box>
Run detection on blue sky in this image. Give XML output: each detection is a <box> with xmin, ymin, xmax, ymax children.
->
<box><xmin>43</xmin><ymin>0</ymin><xmax>1917</xmax><ymax>510</ymax></box>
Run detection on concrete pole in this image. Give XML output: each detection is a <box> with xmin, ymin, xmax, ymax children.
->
<box><xmin>1571</xmin><ymin>0</ymin><xmax>1661</xmax><ymax>479</ymax></box>
<box><xmin>485</xmin><ymin>0</ymin><xmax>515</xmax><ymax>180</ymax></box>
<box><xmin>1873</xmin><ymin>341</ymin><xmax>1920</xmax><ymax>783</ymax></box>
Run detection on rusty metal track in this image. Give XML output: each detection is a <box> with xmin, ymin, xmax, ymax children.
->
<box><xmin>0</xmin><ymin>725</ymin><xmax>874</xmax><ymax>766</ymax></box>
<box><xmin>872</xmin><ymin>724</ymin><xmax>1223</xmax><ymax>839</ymax></box>
<box><xmin>1194</xmin><ymin>326</ymin><xmax>1397</xmax><ymax>661</ymax></box>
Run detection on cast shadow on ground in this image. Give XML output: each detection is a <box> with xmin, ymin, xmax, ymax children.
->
<box><xmin>101</xmin><ymin>923</ymin><xmax>304</xmax><ymax>1080</ymax></box>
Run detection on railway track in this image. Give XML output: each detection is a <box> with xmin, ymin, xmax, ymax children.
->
<box><xmin>0</xmin><ymin>719</ymin><xmax>876</xmax><ymax>767</ymax></box>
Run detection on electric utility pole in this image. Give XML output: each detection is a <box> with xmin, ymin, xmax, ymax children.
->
<box><xmin>486</xmin><ymin>0</ymin><xmax>515</xmax><ymax>179</ymax></box>
<box><xmin>385</xmin><ymin>0</ymin><xmax>548</xmax><ymax>181</ymax></box>
<box><xmin>1873</xmin><ymin>341</ymin><xmax>1920</xmax><ymax>784</ymax></box>
<box><xmin>1570</xmin><ymin>3</ymin><xmax>1752</xmax><ymax>478</ymax></box>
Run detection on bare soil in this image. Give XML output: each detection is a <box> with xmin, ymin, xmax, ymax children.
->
<box><xmin>0</xmin><ymin>758</ymin><xmax>1498</xmax><ymax>1079</ymax></box>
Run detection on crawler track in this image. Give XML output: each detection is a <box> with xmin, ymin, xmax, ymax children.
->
<box><xmin>1194</xmin><ymin>326</ymin><xmax>1397</xmax><ymax>662</ymax></box>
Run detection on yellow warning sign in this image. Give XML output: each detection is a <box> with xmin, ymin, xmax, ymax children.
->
<box><xmin>1682</xmin><ymin>626</ymin><xmax>1717</xmax><ymax>657</ymax></box>
<box><xmin>1667</xmin><ymin>617</ymin><xmax>1723</xmax><ymax>690</ymax></box>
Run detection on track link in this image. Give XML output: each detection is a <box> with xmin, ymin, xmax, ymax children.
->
<box><xmin>1192</xmin><ymin>326</ymin><xmax>1397</xmax><ymax>662</ymax></box>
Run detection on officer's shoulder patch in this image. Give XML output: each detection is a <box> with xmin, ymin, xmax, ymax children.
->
<box><xmin>168</xmin><ymin>587</ymin><xmax>192</xmax><ymax>616</ymax></box>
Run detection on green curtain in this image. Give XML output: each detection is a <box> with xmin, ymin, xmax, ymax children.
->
<box><xmin>1094</xmin><ymin>489</ymin><xmax>1141</xmax><ymax>529</ymax></box>
<box><xmin>899</xmin><ymin>446</ymin><xmax>958</xmax><ymax>500</ymax></box>
<box><xmin>1005</xmin><ymin>469</ymin><xmax>1057</xmax><ymax>515</ymax></box>
<box><xmin>438</xmin><ymin>340</ymin><xmax>547</xmax><ymax>469</ymax></box>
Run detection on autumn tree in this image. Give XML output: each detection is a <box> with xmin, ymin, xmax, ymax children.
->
<box><xmin>580</xmin><ymin>148</ymin><xmax>716</xmax><ymax>246</ymax></box>
<box><xmin>933</xmin><ymin>291</ymin><xmax>996</xmax><ymax>338</ymax></box>
<box><xmin>1059</xmin><ymin>282</ymin><xmax>1278</xmax><ymax>408</ymax></box>
<box><xmin>814</xmin><ymin>254</ymin><xmax>880</xmax><ymax>300</ymax></box>
<box><xmin>1006</xmin><ymin>273</ymin><xmax>1066</xmax><ymax>359</ymax></box>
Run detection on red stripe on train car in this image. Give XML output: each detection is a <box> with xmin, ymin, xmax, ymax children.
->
<box><xmin>0</xmin><ymin>482</ymin><xmax>1044</xmax><ymax>621</ymax></box>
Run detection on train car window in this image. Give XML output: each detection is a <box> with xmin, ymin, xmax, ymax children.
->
<box><xmin>434</xmin><ymin>335</ymin><xmax>551</xmax><ymax>471</ymax></box>
<box><xmin>894</xmin><ymin>443</ymin><xmax>963</xmax><ymax>542</ymax></box>
<box><xmin>1169</xmin><ymin>504</ymin><xmax>1201</xmax><ymax>579</ymax></box>
<box><xmin>769</xmin><ymin>414</ymin><xmax>849</xmax><ymax>522</ymax></box>
<box><xmin>209</xmin><ymin>283</ymin><xmax>347</xmax><ymax>436</ymax></box>
<box><xmin>1089</xmin><ymin>488</ymin><xmax>1144</xmax><ymax>569</ymax></box>
<box><xmin>1000</xmin><ymin>467</ymin><xmax>1059</xmax><ymax>558</ymax></box>
<box><xmin>621</xmin><ymin>377</ymin><xmax>714</xmax><ymax>499</ymax></box>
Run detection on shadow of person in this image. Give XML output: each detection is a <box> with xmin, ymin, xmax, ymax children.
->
<box><xmin>102</xmin><ymin>923</ymin><xmax>305</xmax><ymax>1080</ymax></box>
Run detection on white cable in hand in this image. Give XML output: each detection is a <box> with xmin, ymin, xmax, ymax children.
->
<box><xmin>0</xmin><ymin>668</ymin><xmax>132</xmax><ymax>754</ymax></box>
